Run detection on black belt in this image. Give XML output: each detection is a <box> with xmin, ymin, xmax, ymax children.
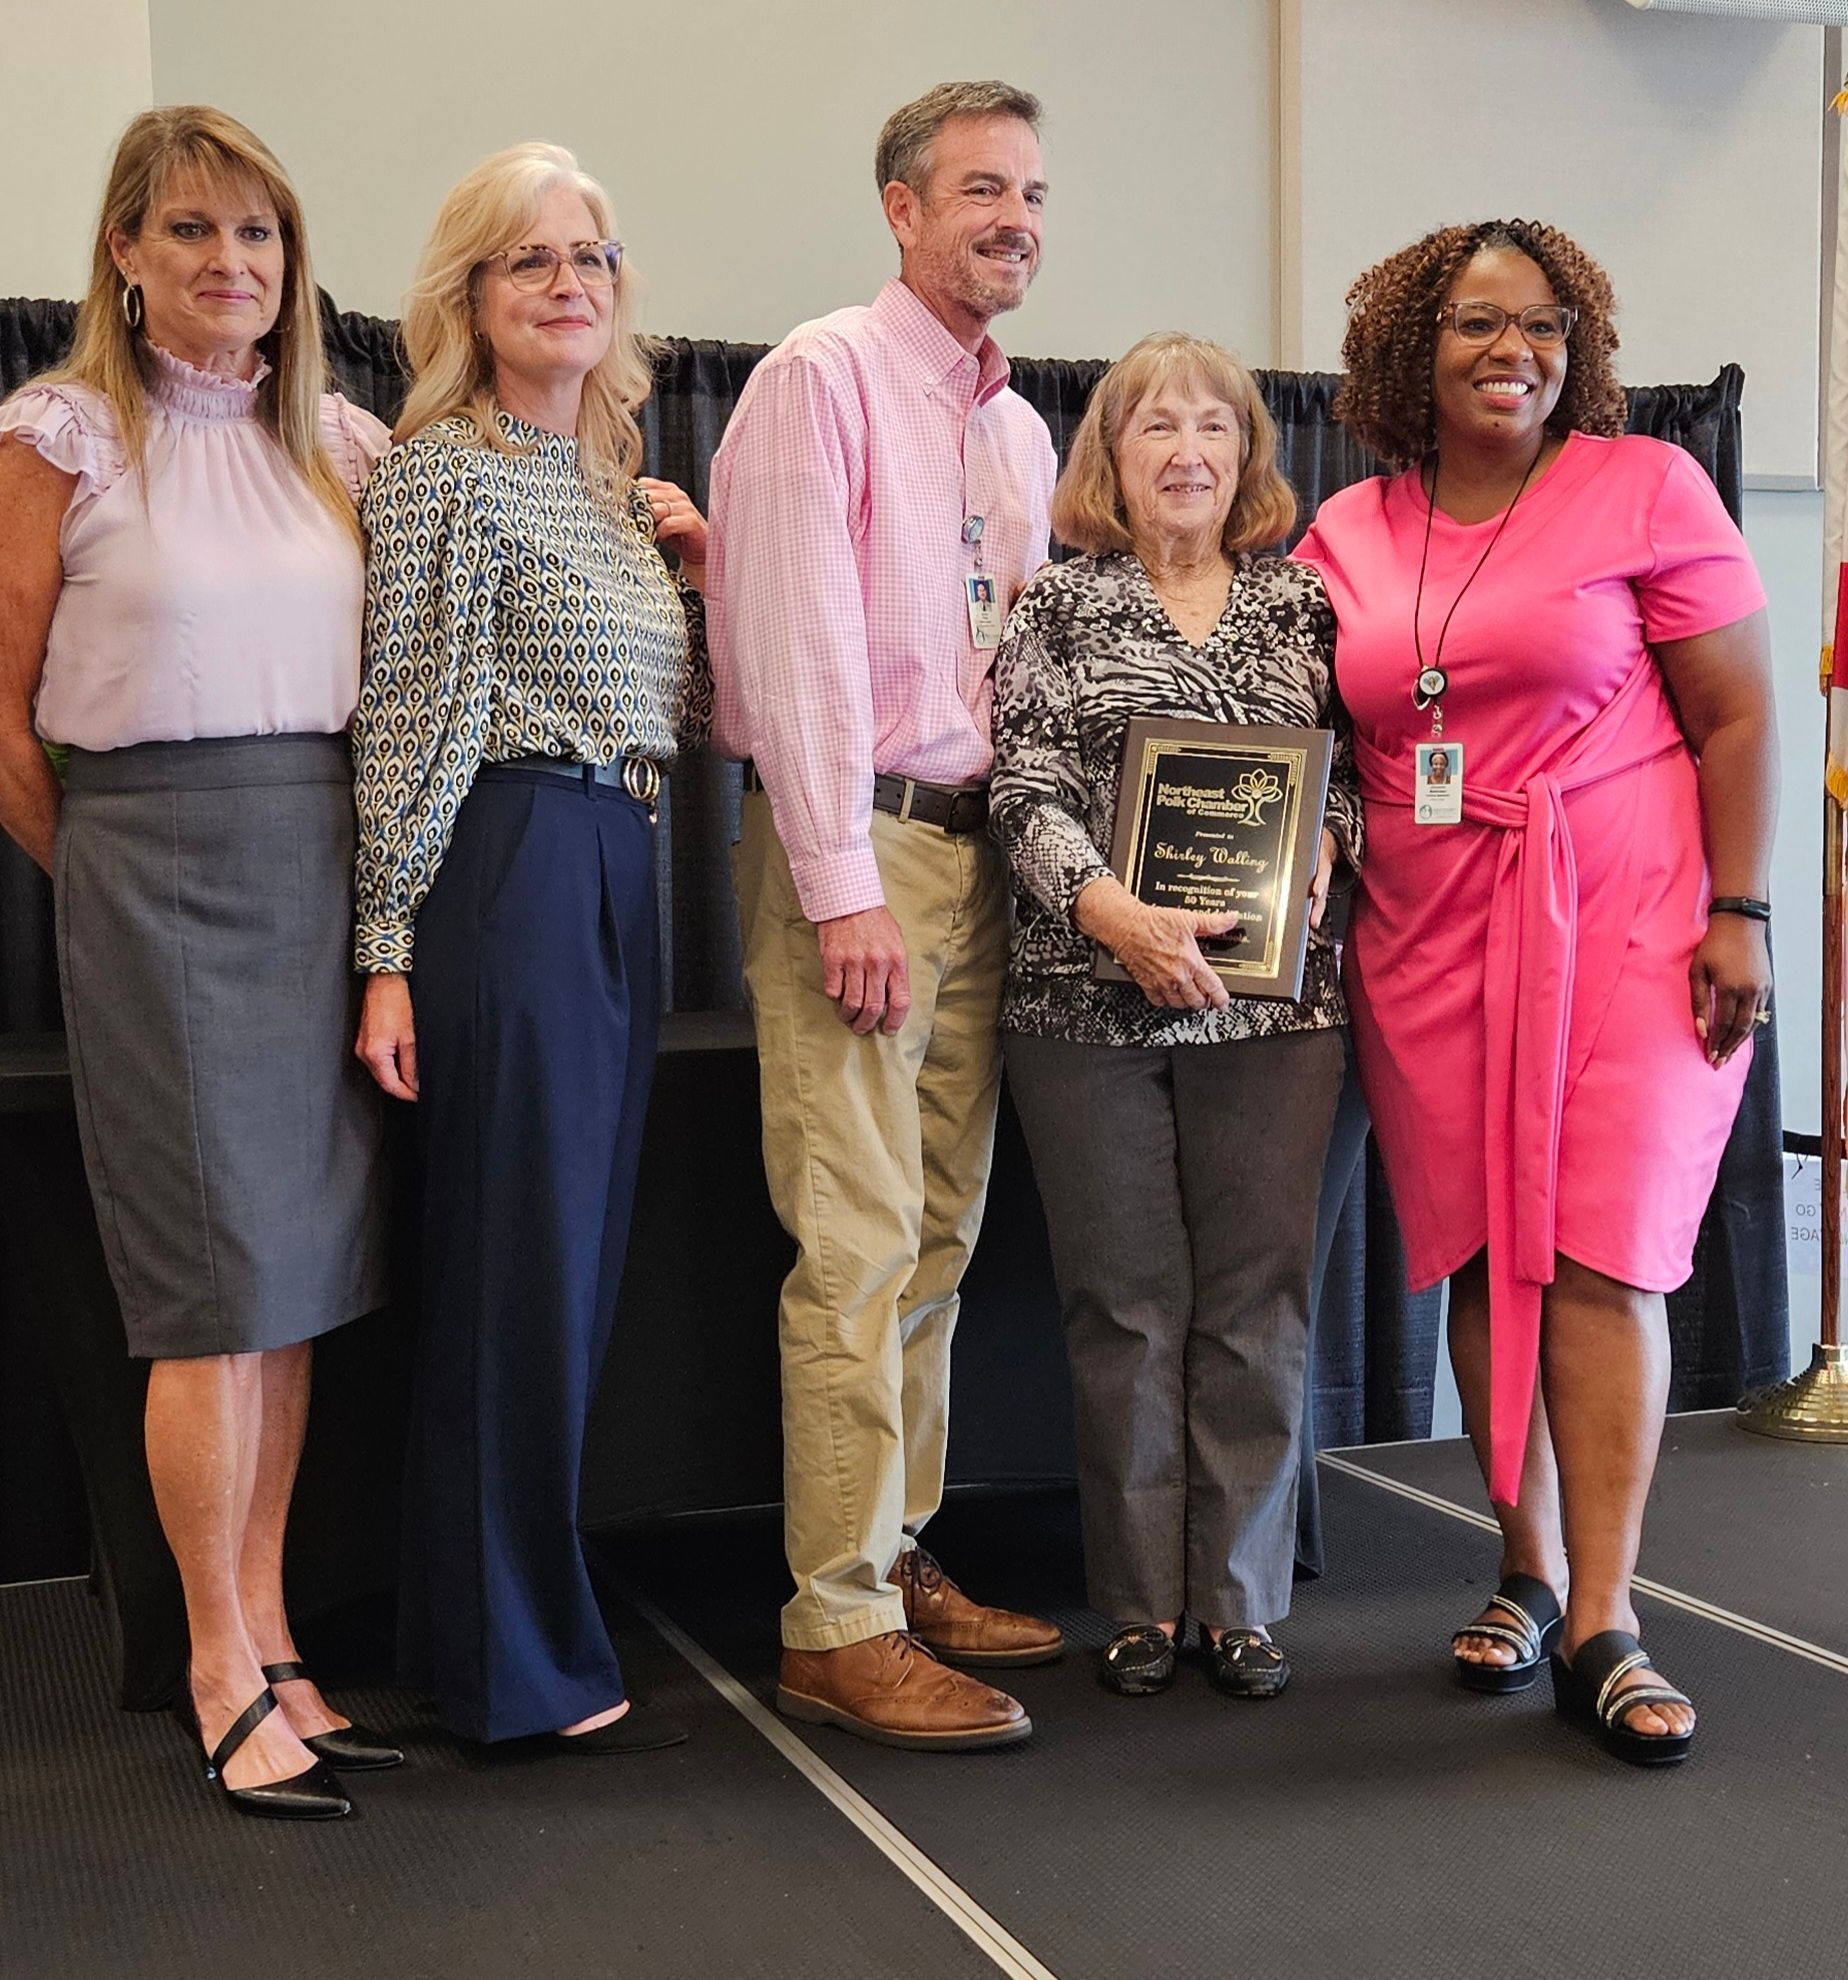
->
<box><xmin>494</xmin><ymin>753</ymin><xmax>662</xmax><ymax>806</ymax></box>
<box><xmin>742</xmin><ymin>762</ymin><xmax>988</xmax><ymax>835</ymax></box>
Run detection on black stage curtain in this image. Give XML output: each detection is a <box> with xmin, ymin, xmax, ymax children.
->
<box><xmin>0</xmin><ymin>298</ymin><xmax>1788</xmax><ymax>1625</ymax></box>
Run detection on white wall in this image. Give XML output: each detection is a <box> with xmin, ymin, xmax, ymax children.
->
<box><xmin>0</xmin><ymin>0</ymin><xmax>151</xmax><ymax>299</ymax></box>
<box><xmin>1283</xmin><ymin>0</ymin><xmax>1824</xmax><ymax>484</ymax></box>
<box><xmin>146</xmin><ymin>0</ymin><xmax>1276</xmax><ymax>362</ymax></box>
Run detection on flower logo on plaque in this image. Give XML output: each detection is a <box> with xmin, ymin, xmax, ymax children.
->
<box><xmin>1226</xmin><ymin>768</ymin><xmax>1286</xmax><ymax>828</ymax></box>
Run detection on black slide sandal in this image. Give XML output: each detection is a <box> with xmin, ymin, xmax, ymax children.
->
<box><xmin>1550</xmin><ymin>1629</ymin><xmax>1695</xmax><ymax>1767</ymax></box>
<box><xmin>1451</xmin><ymin>1573</ymin><xmax>1563</xmax><ymax>1694</ymax></box>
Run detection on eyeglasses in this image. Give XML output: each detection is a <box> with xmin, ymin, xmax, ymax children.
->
<box><xmin>486</xmin><ymin>240</ymin><xmax>624</xmax><ymax>292</ymax></box>
<box><xmin>1436</xmin><ymin>301</ymin><xmax>1577</xmax><ymax>349</ymax></box>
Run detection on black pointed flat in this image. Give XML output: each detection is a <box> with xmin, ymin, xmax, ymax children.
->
<box><xmin>545</xmin><ymin>1703</ymin><xmax>690</xmax><ymax>1755</ymax></box>
<box><xmin>262</xmin><ymin>1661</ymin><xmax>404</xmax><ymax>1772</ymax></box>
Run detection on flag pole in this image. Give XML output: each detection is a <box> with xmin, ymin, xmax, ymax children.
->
<box><xmin>1737</xmin><ymin>74</ymin><xmax>1848</xmax><ymax>1440</ymax></box>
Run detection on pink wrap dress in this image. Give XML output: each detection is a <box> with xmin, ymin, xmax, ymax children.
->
<box><xmin>1296</xmin><ymin>433</ymin><xmax>1766</xmax><ymax>1503</ymax></box>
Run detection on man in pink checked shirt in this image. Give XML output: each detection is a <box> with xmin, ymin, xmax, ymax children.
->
<box><xmin>708</xmin><ymin>80</ymin><xmax>1064</xmax><ymax>1751</ymax></box>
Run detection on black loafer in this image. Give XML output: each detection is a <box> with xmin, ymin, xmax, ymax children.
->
<box><xmin>1101</xmin><ymin>1624</ymin><xmax>1176</xmax><ymax>1696</ymax></box>
<box><xmin>1204</xmin><ymin>1629</ymin><xmax>1290</xmax><ymax>1699</ymax></box>
<box><xmin>263</xmin><ymin>1662</ymin><xmax>404</xmax><ymax>1772</ymax></box>
<box><xmin>547</xmin><ymin>1703</ymin><xmax>690</xmax><ymax>1755</ymax></box>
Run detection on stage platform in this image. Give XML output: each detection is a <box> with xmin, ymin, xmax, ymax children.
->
<box><xmin>2</xmin><ymin>1412</ymin><xmax>1842</xmax><ymax>1980</ymax></box>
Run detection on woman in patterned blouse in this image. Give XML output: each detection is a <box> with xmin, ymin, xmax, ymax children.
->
<box><xmin>991</xmin><ymin>334</ymin><xmax>1360</xmax><ymax>1700</ymax></box>
<box><xmin>350</xmin><ymin>144</ymin><xmax>710</xmax><ymax>1753</ymax></box>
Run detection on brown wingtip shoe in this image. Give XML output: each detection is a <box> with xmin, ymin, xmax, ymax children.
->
<box><xmin>894</xmin><ymin>1546</ymin><xmax>1065</xmax><ymax>1669</ymax></box>
<box><xmin>776</xmin><ymin>1631</ymin><xmax>1032</xmax><ymax>1751</ymax></box>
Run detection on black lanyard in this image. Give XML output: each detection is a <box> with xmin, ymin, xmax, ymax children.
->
<box><xmin>1411</xmin><ymin>443</ymin><xmax>1544</xmax><ymax>736</ymax></box>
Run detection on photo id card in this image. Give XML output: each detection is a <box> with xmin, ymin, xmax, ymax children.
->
<box><xmin>965</xmin><ymin>573</ymin><xmax>1003</xmax><ymax>649</ymax></box>
<box><xmin>1413</xmin><ymin>741</ymin><xmax>1464</xmax><ymax>825</ymax></box>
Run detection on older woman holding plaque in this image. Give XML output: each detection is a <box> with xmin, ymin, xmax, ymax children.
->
<box><xmin>991</xmin><ymin>334</ymin><xmax>1359</xmax><ymax>1697</ymax></box>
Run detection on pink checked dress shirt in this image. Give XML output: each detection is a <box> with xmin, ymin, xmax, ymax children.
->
<box><xmin>707</xmin><ymin>278</ymin><xmax>1057</xmax><ymax>921</ymax></box>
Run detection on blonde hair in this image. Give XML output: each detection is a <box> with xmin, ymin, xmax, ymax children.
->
<box><xmin>395</xmin><ymin>143</ymin><xmax>657</xmax><ymax>509</ymax></box>
<box><xmin>46</xmin><ymin>105</ymin><xmax>354</xmax><ymax>534</ymax></box>
<box><xmin>1051</xmin><ymin>333</ymin><xmax>1296</xmax><ymax>558</ymax></box>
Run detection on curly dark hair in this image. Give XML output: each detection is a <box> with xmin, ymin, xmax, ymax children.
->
<box><xmin>1333</xmin><ymin>219</ymin><xmax>1627</xmax><ymax>467</ymax></box>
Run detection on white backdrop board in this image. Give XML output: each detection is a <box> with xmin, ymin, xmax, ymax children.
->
<box><xmin>1280</xmin><ymin>0</ymin><xmax>1825</xmax><ymax>484</ymax></box>
<box><xmin>147</xmin><ymin>0</ymin><xmax>1275</xmax><ymax>365</ymax></box>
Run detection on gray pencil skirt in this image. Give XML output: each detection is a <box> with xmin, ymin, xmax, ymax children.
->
<box><xmin>54</xmin><ymin>733</ymin><xmax>388</xmax><ymax>1359</ymax></box>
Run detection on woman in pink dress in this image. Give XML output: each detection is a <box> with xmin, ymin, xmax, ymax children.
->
<box><xmin>1297</xmin><ymin>220</ymin><xmax>1776</xmax><ymax>1766</ymax></box>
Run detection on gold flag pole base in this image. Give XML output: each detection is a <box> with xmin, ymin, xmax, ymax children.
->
<box><xmin>1737</xmin><ymin>1343</ymin><xmax>1848</xmax><ymax>1442</ymax></box>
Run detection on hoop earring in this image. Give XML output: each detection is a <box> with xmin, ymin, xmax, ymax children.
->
<box><xmin>120</xmin><ymin>283</ymin><xmax>143</xmax><ymax>331</ymax></box>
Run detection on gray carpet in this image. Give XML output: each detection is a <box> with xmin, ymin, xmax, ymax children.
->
<box><xmin>0</xmin><ymin>1578</ymin><xmax>996</xmax><ymax>1980</ymax></box>
<box><xmin>4</xmin><ymin>1426</ymin><xmax>1844</xmax><ymax>1980</ymax></box>
<box><xmin>604</xmin><ymin>1461</ymin><xmax>1848</xmax><ymax>1980</ymax></box>
<box><xmin>1339</xmin><ymin>1411</ymin><xmax>1848</xmax><ymax>1654</ymax></box>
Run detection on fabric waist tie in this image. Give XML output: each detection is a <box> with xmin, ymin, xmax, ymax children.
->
<box><xmin>1357</xmin><ymin>715</ymin><xmax>1683</xmax><ymax>1506</ymax></box>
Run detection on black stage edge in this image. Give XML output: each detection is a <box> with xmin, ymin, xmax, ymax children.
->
<box><xmin>3</xmin><ymin>1422</ymin><xmax>1844</xmax><ymax>1979</ymax></box>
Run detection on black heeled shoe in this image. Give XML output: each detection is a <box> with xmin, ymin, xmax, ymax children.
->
<box><xmin>262</xmin><ymin>1661</ymin><xmax>404</xmax><ymax>1772</ymax></box>
<box><xmin>1550</xmin><ymin>1630</ymin><xmax>1695</xmax><ymax>1768</ymax></box>
<box><xmin>1451</xmin><ymin>1573</ymin><xmax>1564</xmax><ymax>1695</ymax></box>
<box><xmin>178</xmin><ymin>1682</ymin><xmax>352</xmax><ymax>1820</ymax></box>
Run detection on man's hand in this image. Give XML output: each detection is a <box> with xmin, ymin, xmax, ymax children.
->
<box><xmin>817</xmin><ymin>907</ymin><xmax>911</xmax><ymax>1035</ymax></box>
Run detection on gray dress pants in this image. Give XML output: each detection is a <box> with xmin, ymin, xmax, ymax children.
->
<box><xmin>1005</xmin><ymin>1026</ymin><xmax>1345</xmax><ymax>1630</ymax></box>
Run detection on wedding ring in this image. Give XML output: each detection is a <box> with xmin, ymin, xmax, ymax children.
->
<box><xmin>1753</xmin><ymin>1009</ymin><xmax>1773</xmax><ymax>1027</ymax></box>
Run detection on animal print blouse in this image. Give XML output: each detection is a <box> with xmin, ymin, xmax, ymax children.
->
<box><xmin>990</xmin><ymin>551</ymin><xmax>1360</xmax><ymax>1048</ymax></box>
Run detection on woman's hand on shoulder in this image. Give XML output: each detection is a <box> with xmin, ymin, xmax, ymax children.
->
<box><xmin>638</xmin><ymin>477</ymin><xmax>708</xmax><ymax>577</ymax></box>
<box><xmin>355</xmin><ymin>971</ymin><xmax>419</xmax><ymax>1100</ymax></box>
<box><xmin>1074</xmin><ymin>875</ymin><xmax>1234</xmax><ymax>1012</ymax></box>
<box><xmin>1689</xmin><ymin>915</ymin><xmax>1771</xmax><ymax>1068</ymax></box>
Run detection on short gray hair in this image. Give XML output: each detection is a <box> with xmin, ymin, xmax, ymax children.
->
<box><xmin>874</xmin><ymin>81</ymin><xmax>1042</xmax><ymax>196</ymax></box>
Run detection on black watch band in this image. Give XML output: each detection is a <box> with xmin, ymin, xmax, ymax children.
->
<box><xmin>1708</xmin><ymin>896</ymin><xmax>1771</xmax><ymax>922</ymax></box>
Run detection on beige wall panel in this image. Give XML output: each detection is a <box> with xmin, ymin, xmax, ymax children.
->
<box><xmin>0</xmin><ymin>1</ymin><xmax>151</xmax><ymax>300</ymax></box>
<box><xmin>147</xmin><ymin>0</ymin><xmax>1276</xmax><ymax>363</ymax></box>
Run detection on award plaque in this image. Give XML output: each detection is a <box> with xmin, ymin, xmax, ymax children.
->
<box><xmin>1093</xmin><ymin>717</ymin><xmax>1333</xmax><ymax>1001</ymax></box>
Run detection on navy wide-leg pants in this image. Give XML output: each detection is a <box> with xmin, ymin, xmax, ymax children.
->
<box><xmin>397</xmin><ymin>765</ymin><xmax>659</xmax><ymax>1742</ymax></box>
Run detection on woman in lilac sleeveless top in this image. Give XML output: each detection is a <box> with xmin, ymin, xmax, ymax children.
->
<box><xmin>1297</xmin><ymin>220</ymin><xmax>1776</xmax><ymax>1766</ymax></box>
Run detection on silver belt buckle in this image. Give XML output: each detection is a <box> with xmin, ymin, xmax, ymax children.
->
<box><xmin>621</xmin><ymin>756</ymin><xmax>661</xmax><ymax>809</ymax></box>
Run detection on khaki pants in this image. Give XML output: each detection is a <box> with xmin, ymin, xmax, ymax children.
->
<box><xmin>732</xmin><ymin>792</ymin><xmax>1008</xmax><ymax>1650</ymax></box>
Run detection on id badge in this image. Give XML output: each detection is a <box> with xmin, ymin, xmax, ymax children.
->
<box><xmin>965</xmin><ymin>573</ymin><xmax>1003</xmax><ymax>649</ymax></box>
<box><xmin>1413</xmin><ymin>741</ymin><xmax>1464</xmax><ymax>825</ymax></box>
